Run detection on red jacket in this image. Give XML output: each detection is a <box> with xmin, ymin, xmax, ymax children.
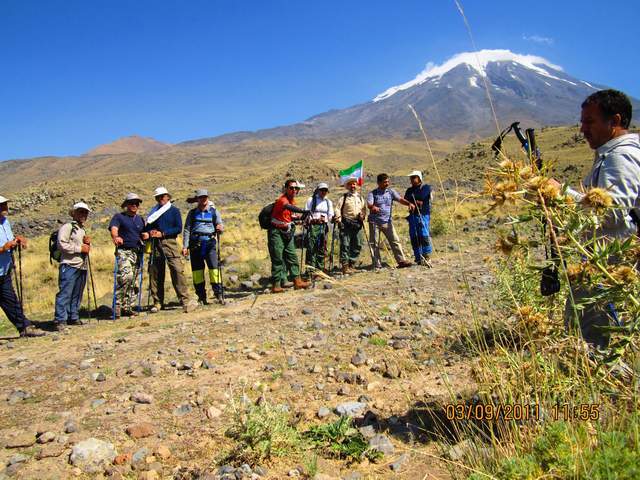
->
<box><xmin>271</xmin><ymin>194</ymin><xmax>295</xmax><ymax>229</ymax></box>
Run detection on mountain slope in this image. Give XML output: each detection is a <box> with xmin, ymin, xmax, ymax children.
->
<box><xmin>184</xmin><ymin>49</ymin><xmax>638</xmax><ymax>145</ymax></box>
<box><xmin>86</xmin><ymin>135</ymin><xmax>171</xmax><ymax>155</ymax></box>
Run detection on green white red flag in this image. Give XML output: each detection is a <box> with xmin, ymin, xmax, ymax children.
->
<box><xmin>338</xmin><ymin>160</ymin><xmax>364</xmax><ymax>186</ymax></box>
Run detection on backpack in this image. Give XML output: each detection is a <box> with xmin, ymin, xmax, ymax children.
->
<box><xmin>49</xmin><ymin>222</ymin><xmax>79</xmax><ymax>264</ymax></box>
<box><xmin>258</xmin><ymin>203</ymin><xmax>275</xmax><ymax>230</ymax></box>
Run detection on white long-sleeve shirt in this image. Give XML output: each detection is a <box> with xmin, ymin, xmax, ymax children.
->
<box><xmin>305</xmin><ymin>195</ymin><xmax>334</xmax><ymax>223</ymax></box>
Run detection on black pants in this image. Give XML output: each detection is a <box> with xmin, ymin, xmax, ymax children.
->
<box><xmin>189</xmin><ymin>238</ymin><xmax>221</xmax><ymax>300</ymax></box>
<box><xmin>0</xmin><ymin>269</ymin><xmax>30</xmax><ymax>332</ymax></box>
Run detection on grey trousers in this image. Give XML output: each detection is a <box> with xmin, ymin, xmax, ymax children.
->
<box><xmin>564</xmin><ymin>285</ymin><xmax>618</xmax><ymax>350</ymax></box>
<box><xmin>368</xmin><ymin>222</ymin><xmax>406</xmax><ymax>267</ymax></box>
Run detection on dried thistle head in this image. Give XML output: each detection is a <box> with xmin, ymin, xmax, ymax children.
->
<box><xmin>519</xmin><ymin>165</ymin><xmax>534</xmax><ymax>180</ymax></box>
<box><xmin>566</xmin><ymin>263</ymin><xmax>586</xmax><ymax>282</ymax></box>
<box><xmin>608</xmin><ymin>265</ymin><xmax>637</xmax><ymax>285</ymax></box>
<box><xmin>484</xmin><ymin>178</ymin><xmax>518</xmax><ymax>207</ymax></box>
<box><xmin>581</xmin><ymin>188</ymin><xmax>613</xmax><ymax>210</ymax></box>
<box><xmin>517</xmin><ymin>305</ymin><xmax>549</xmax><ymax>337</ymax></box>
<box><xmin>540</xmin><ymin>182</ymin><xmax>561</xmax><ymax>202</ymax></box>
<box><xmin>495</xmin><ymin>232</ymin><xmax>519</xmax><ymax>255</ymax></box>
<box><xmin>499</xmin><ymin>159</ymin><xmax>517</xmax><ymax>171</ymax></box>
<box><xmin>525</xmin><ymin>176</ymin><xmax>548</xmax><ymax>191</ymax></box>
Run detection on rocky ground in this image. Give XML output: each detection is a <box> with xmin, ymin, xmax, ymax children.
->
<box><xmin>0</xmin><ymin>240</ymin><xmax>495</xmax><ymax>479</ymax></box>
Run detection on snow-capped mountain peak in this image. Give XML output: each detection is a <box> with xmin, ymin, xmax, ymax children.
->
<box><xmin>373</xmin><ymin>49</ymin><xmax>565</xmax><ymax>102</ymax></box>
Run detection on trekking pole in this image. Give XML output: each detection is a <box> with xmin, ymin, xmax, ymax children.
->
<box><xmin>87</xmin><ymin>254</ymin><xmax>98</xmax><ymax>315</ymax></box>
<box><xmin>360</xmin><ymin>220</ymin><xmax>375</xmax><ymax>268</ymax></box>
<box><xmin>329</xmin><ymin>223</ymin><xmax>336</xmax><ymax>273</ymax></box>
<box><xmin>136</xmin><ymin>249</ymin><xmax>145</xmax><ymax>312</ymax></box>
<box><xmin>146</xmin><ymin>239</ymin><xmax>155</xmax><ymax>313</ymax></box>
<box><xmin>298</xmin><ymin>222</ymin><xmax>306</xmax><ymax>276</ymax></box>
<box><xmin>10</xmin><ymin>250</ymin><xmax>23</xmax><ymax>312</ymax></box>
<box><xmin>216</xmin><ymin>232</ymin><xmax>225</xmax><ymax>304</ymax></box>
<box><xmin>111</xmin><ymin>249</ymin><xmax>118</xmax><ymax>320</ymax></box>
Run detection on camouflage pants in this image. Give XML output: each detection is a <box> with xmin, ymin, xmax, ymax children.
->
<box><xmin>116</xmin><ymin>248</ymin><xmax>141</xmax><ymax>310</ymax></box>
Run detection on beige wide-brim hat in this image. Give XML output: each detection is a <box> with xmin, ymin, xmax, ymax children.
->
<box><xmin>0</xmin><ymin>195</ymin><xmax>8</xmax><ymax>204</ymax></box>
<box><xmin>154</xmin><ymin>186</ymin><xmax>171</xmax><ymax>198</ymax></box>
<box><xmin>121</xmin><ymin>192</ymin><xmax>143</xmax><ymax>209</ymax></box>
<box><xmin>69</xmin><ymin>201</ymin><xmax>92</xmax><ymax>217</ymax></box>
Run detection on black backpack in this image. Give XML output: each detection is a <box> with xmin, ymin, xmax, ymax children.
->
<box><xmin>258</xmin><ymin>203</ymin><xmax>275</xmax><ymax>230</ymax></box>
<box><xmin>49</xmin><ymin>222</ymin><xmax>78</xmax><ymax>264</ymax></box>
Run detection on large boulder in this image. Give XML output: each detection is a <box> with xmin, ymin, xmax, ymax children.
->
<box><xmin>69</xmin><ymin>438</ymin><xmax>117</xmax><ymax>473</ymax></box>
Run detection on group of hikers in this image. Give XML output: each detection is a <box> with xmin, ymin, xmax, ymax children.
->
<box><xmin>0</xmin><ymin>170</ymin><xmax>434</xmax><ymax>338</ymax></box>
<box><xmin>0</xmin><ymin>88</ymin><xmax>639</xmax><ymax>353</ymax></box>
<box><xmin>265</xmin><ymin>171</ymin><xmax>433</xmax><ymax>292</ymax></box>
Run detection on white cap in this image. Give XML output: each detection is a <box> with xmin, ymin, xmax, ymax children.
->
<box><xmin>73</xmin><ymin>202</ymin><xmax>91</xmax><ymax>212</ymax></box>
<box><xmin>154</xmin><ymin>186</ymin><xmax>170</xmax><ymax>197</ymax></box>
<box><xmin>407</xmin><ymin>170</ymin><xmax>423</xmax><ymax>181</ymax></box>
<box><xmin>296</xmin><ymin>181</ymin><xmax>306</xmax><ymax>189</ymax></box>
<box><xmin>316</xmin><ymin>182</ymin><xmax>329</xmax><ymax>190</ymax></box>
<box><xmin>0</xmin><ymin>195</ymin><xmax>8</xmax><ymax>204</ymax></box>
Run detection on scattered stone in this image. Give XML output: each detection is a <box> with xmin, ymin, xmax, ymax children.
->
<box><xmin>286</xmin><ymin>356</ymin><xmax>298</xmax><ymax>367</ymax></box>
<box><xmin>382</xmin><ymin>360</ymin><xmax>402</xmax><ymax>379</ymax></box>
<box><xmin>390</xmin><ymin>453</ymin><xmax>409</xmax><ymax>472</ymax></box>
<box><xmin>91</xmin><ymin>399</ymin><xmax>106</xmax><ymax>408</ymax></box>
<box><xmin>173</xmin><ymin>404</ymin><xmax>192</xmax><ymax>416</ymax></box>
<box><xmin>155</xmin><ymin>445</ymin><xmax>171</xmax><ymax>460</ymax></box>
<box><xmin>350</xmin><ymin>350</ymin><xmax>367</xmax><ymax>366</ymax></box>
<box><xmin>138</xmin><ymin>471</ymin><xmax>160</xmax><ymax>480</ymax></box>
<box><xmin>317</xmin><ymin>407</ymin><xmax>331</xmax><ymax>419</ymax></box>
<box><xmin>391</xmin><ymin>340</ymin><xmax>409</xmax><ymax>350</ymax></box>
<box><xmin>35</xmin><ymin>444</ymin><xmax>66</xmax><ymax>460</ymax></box>
<box><xmin>8</xmin><ymin>454</ymin><xmax>28</xmax><ymax>465</ymax></box>
<box><xmin>206</xmin><ymin>406</ymin><xmax>222</xmax><ymax>419</ymax></box>
<box><xmin>368</xmin><ymin>434</ymin><xmax>394</xmax><ymax>455</ymax></box>
<box><xmin>125</xmin><ymin>422</ymin><xmax>155</xmax><ymax>439</ymax></box>
<box><xmin>64</xmin><ymin>419</ymin><xmax>78</xmax><ymax>434</ymax></box>
<box><xmin>69</xmin><ymin>438</ymin><xmax>117</xmax><ymax>473</ymax></box>
<box><xmin>131</xmin><ymin>447</ymin><xmax>149</xmax><ymax>465</ymax></box>
<box><xmin>335</xmin><ymin>402</ymin><xmax>367</xmax><ymax>417</ymax></box>
<box><xmin>78</xmin><ymin>359</ymin><xmax>94</xmax><ymax>370</ymax></box>
<box><xmin>113</xmin><ymin>453</ymin><xmax>132</xmax><ymax>465</ymax></box>
<box><xmin>360</xmin><ymin>326</ymin><xmax>379</xmax><ymax>337</ymax></box>
<box><xmin>247</xmin><ymin>352</ymin><xmax>261</xmax><ymax>361</ymax></box>
<box><xmin>358</xmin><ymin>425</ymin><xmax>376</xmax><ymax>439</ymax></box>
<box><xmin>7</xmin><ymin>390</ymin><xmax>31</xmax><ymax>404</ymax></box>
<box><xmin>337</xmin><ymin>385</ymin><xmax>350</xmax><ymax>396</ymax></box>
<box><xmin>447</xmin><ymin>439</ymin><xmax>474</xmax><ymax>461</ymax></box>
<box><xmin>36</xmin><ymin>431</ymin><xmax>56</xmax><ymax>444</ymax></box>
<box><xmin>131</xmin><ymin>392</ymin><xmax>153</xmax><ymax>404</ymax></box>
<box><xmin>301</xmin><ymin>308</ymin><xmax>312</xmax><ymax>315</ymax></box>
<box><xmin>4</xmin><ymin>432</ymin><xmax>36</xmax><ymax>448</ymax></box>
<box><xmin>91</xmin><ymin>372</ymin><xmax>106</xmax><ymax>382</ymax></box>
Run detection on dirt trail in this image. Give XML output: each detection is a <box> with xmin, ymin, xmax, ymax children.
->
<box><xmin>0</xmin><ymin>246</ymin><xmax>493</xmax><ymax>479</ymax></box>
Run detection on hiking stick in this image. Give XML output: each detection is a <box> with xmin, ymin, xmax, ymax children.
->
<box><xmin>329</xmin><ymin>222</ymin><xmax>336</xmax><ymax>272</ymax></box>
<box><xmin>361</xmin><ymin>220</ymin><xmax>376</xmax><ymax>268</ymax></box>
<box><xmin>87</xmin><ymin>254</ymin><xmax>98</xmax><ymax>314</ymax></box>
<box><xmin>216</xmin><ymin>232</ymin><xmax>225</xmax><ymax>303</ymax></box>
<box><xmin>298</xmin><ymin>223</ymin><xmax>307</xmax><ymax>277</ymax></box>
<box><xmin>10</xmin><ymin>249</ymin><xmax>23</xmax><ymax>313</ymax></box>
<box><xmin>136</xmin><ymin>249</ymin><xmax>144</xmax><ymax>312</ymax></box>
<box><xmin>111</xmin><ymin>249</ymin><xmax>118</xmax><ymax>320</ymax></box>
<box><xmin>17</xmin><ymin>244</ymin><xmax>23</xmax><ymax>307</ymax></box>
<box><xmin>146</xmin><ymin>239</ymin><xmax>156</xmax><ymax>313</ymax></box>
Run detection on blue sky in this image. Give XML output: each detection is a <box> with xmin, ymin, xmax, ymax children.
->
<box><xmin>1</xmin><ymin>0</ymin><xmax>638</xmax><ymax>160</ymax></box>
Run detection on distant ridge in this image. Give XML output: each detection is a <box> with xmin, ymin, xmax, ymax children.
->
<box><xmin>86</xmin><ymin>135</ymin><xmax>171</xmax><ymax>156</ymax></box>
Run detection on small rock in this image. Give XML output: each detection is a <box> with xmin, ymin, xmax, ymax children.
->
<box><xmin>335</xmin><ymin>402</ymin><xmax>367</xmax><ymax>417</ymax></box>
<box><xmin>301</xmin><ymin>308</ymin><xmax>312</xmax><ymax>315</ymax></box>
<box><xmin>287</xmin><ymin>356</ymin><xmax>298</xmax><ymax>367</ymax></box>
<box><xmin>4</xmin><ymin>432</ymin><xmax>35</xmax><ymax>448</ymax></box>
<box><xmin>113</xmin><ymin>453</ymin><xmax>132</xmax><ymax>465</ymax></box>
<box><xmin>368</xmin><ymin>434</ymin><xmax>394</xmax><ymax>455</ymax></box>
<box><xmin>337</xmin><ymin>385</ymin><xmax>350</xmax><ymax>396</ymax></box>
<box><xmin>69</xmin><ymin>438</ymin><xmax>117</xmax><ymax>473</ymax></box>
<box><xmin>8</xmin><ymin>454</ymin><xmax>28</xmax><ymax>465</ymax></box>
<box><xmin>350</xmin><ymin>350</ymin><xmax>367</xmax><ymax>366</ymax></box>
<box><xmin>317</xmin><ymin>407</ymin><xmax>331</xmax><ymax>419</ymax></box>
<box><xmin>36</xmin><ymin>431</ymin><xmax>56</xmax><ymax>444</ymax></box>
<box><xmin>64</xmin><ymin>420</ymin><xmax>78</xmax><ymax>434</ymax></box>
<box><xmin>125</xmin><ymin>422</ymin><xmax>155</xmax><ymax>439</ymax></box>
<box><xmin>131</xmin><ymin>447</ymin><xmax>149</xmax><ymax>464</ymax></box>
<box><xmin>247</xmin><ymin>352</ymin><xmax>261</xmax><ymax>361</ymax></box>
<box><xmin>390</xmin><ymin>453</ymin><xmax>409</xmax><ymax>472</ymax></box>
<box><xmin>358</xmin><ymin>425</ymin><xmax>376</xmax><ymax>439</ymax></box>
<box><xmin>173</xmin><ymin>404</ymin><xmax>192</xmax><ymax>416</ymax></box>
<box><xmin>206</xmin><ymin>406</ymin><xmax>222</xmax><ymax>419</ymax></box>
<box><xmin>91</xmin><ymin>399</ymin><xmax>106</xmax><ymax>408</ymax></box>
<box><xmin>131</xmin><ymin>392</ymin><xmax>153</xmax><ymax>404</ymax></box>
<box><xmin>91</xmin><ymin>372</ymin><xmax>106</xmax><ymax>382</ymax></box>
<box><xmin>155</xmin><ymin>445</ymin><xmax>171</xmax><ymax>460</ymax></box>
<box><xmin>138</xmin><ymin>471</ymin><xmax>160</xmax><ymax>480</ymax></box>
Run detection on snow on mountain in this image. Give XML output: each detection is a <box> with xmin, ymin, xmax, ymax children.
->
<box><xmin>374</xmin><ymin>49</ymin><xmax>567</xmax><ymax>102</ymax></box>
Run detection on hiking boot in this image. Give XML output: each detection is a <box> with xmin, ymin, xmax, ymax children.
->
<box><xmin>397</xmin><ymin>260</ymin><xmax>412</xmax><ymax>269</ymax></box>
<box><xmin>293</xmin><ymin>277</ymin><xmax>310</xmax><ymax>290</ymax></box>
<box><xmin>419</xmin><ymin>256</ymin><xmax>433</xmax><ymax>268</ymax></box>
<box><xmin>183</xmin><ymin>300</ymin><xmax>198</xmax><ymax>313</ymax></box>
<box><xmin>214</xmin><ymin>292</ymin><xmax>226</xmax><ymax>305</ymax></box>
<box><xmin>198</xmin><ymin>297</ymin><xmax>209</xmax><ymax>306</ymax></box>
<box><xmin>282</xmin><ymin>281</ymin><xmax>294</xmax><ymax>289</ymax></box>
<box><xmin>20</xmin><ymin>326</ymin><xmax>46</xmax><ymax>338</ymax></box>
<box><xmin>149</xmin><ymin>304</ymin><xmax>161</xmax><ymax>314</ymax></box>
<box><xmin>342</xmin><ymin>264</ymin><xmax>350</xmax><ymax>275</ymax></box>
<box><xmin>271</xmin><ymin>284</ymin><xmax>284</xmax><ymax>294</ymax></box>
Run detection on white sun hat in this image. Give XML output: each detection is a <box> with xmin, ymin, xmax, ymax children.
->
<box><xmin>407</xmin><ymin>170</ymin><xmax>423</xmax><ymax>181</ymax></box>
<box><xmin>154</xmin><ymin>186</ymin><xmax>170</xmax><ymax>197</ymax></box>
<box><xmin>0</xmin><ymin>195</ymin><xmax>8</xmax><ymax>203</ymax></box>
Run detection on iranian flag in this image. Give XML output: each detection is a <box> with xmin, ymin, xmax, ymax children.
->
<box><xmin>338</xmin><ymin>160</ymin><xmax>364</xmax><ymax>186</ymax></box>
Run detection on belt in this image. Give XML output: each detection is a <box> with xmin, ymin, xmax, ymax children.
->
<box><xmin>193</xmin><ymin>233</ymin><xmax>216</xmax><ymax>239</ymax></box>
<box><xmin>161</xmin><ymin>235</ymin><xmax>178</xmax><ymax>240</ymax></box>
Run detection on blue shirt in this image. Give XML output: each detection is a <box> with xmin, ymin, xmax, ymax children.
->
<box><xmin>145</xmin><ymin>205</ymin><xmax>183</xmax><ymax>238</ymax></box>
<box><xmin>404</xmin><ymin>184</ymin><xmax>432</xmax><ymax>215</ymax></box>
<box><xmin>109</xmin><ymin>213</ymin><xmax>146</xmax><ymax>249</ymax></box>
<box><xmin>367</xmin><ymin>188</ymin><xmax>402</xmax><ymax>224</ymax></box>
<box><xmin>0</xmin><ymin>218</ymin><xmax>15</xmax><ymax>276</ymax></box>
<box><xmin>183</xmin><ymin>207</ymin><xmax>222</xmax><ymax>246</ymax></box>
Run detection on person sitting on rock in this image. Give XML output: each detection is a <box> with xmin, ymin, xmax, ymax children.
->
<box><xmin>54</xmin><ymin>202</ymin><xmax>92</xmax><ymax>331</ymax></box>
<box><xmin>269</xmin><ymin>180</ymin><xmax>311</xmax><ymax>293</ymax></box>
<box><xmin>182</xmin><ymin>189</ymin><xmax>225</xmax><ymax>305</ymax></box>
<box><xmin>0</xmin><ymin>195</ymin><xmax>44</xmax><ymax>338</ymax></box>
<box><xmin>109</xmin><ymin>193</ymin><xmax>149</xmax><ymax>318</ymax></box>
<box><xmin>367</xmin><ymin>173</ymin><xmax>414</xmax><ymax>269</ymax></box>
<box><xmin>333</xmin><ymin>177</ymin><xmax>367</xmax><ymax>274</ymax></box>
<box><xmin>304</xmin><ymin>183</ymin><xmax>334</xmax><ymax>274</ymax></box>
